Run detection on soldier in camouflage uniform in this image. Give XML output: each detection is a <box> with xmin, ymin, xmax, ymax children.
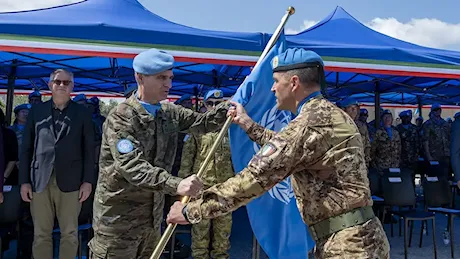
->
<box><xmin>10</xmin><ymin>104</ymin><xmax>32</xmax><ymax>156</ymax></box>
<box><xmin>179</xmin><ymin>89</ymin><xmax>234</xmax><ymax>259</ymax></box>
<box><xmin>396</xmin><ymin>110</ymin><xmax>419</xmax><ymax>169</ymax></box>
<box><xmin>167</xmin><ymin>48</ymin><xmax>390</xmax><ymax>259</ymax></box>
<box><xmin>88</xmin><ymin>49</ymin><xmax>230</xmax><ymax>259</ymax></box>
<box><xmin>422</xmin><ymin>104</ymin><xmax>451</xmax><ymax>165</ymax></box>
<box><xmin>339</xmin><ymin>99</ymin><xmax>371</xmax><ymax>167</ymax></box>
<box><xmin>371</xmin><ymin>110</ymin><xmax>401</xmax><ymax>172</ymax></box>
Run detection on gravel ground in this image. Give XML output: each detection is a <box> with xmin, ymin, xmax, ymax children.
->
<box><xmin>3</xmin><ymin>201</ymin><xmax>460</xmax><ymax>259</ymax></box>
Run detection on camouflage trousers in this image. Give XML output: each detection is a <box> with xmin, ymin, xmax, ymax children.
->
<box><xmin>88</xmin><ymin>227</ymin><xmax>160</xmax><ymax>259</ymax></box>
<box><xmin>314</xmin><ymin>217</ymin><xmax>390</xmax><ymax>259</ymax></box>
<box><xmin>191</xmin><ymin>213</ymin><xmax>232</xmax><ymax>259</ymax></box>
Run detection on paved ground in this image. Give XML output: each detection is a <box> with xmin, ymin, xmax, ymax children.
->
<box><xmin>3</xmin><ymin>199</ymin><xmax>460</xmax><ymax>259</ymax></box>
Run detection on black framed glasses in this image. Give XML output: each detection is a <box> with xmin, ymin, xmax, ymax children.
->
<box><xmin>53</xmin><ymin>80</ymin><xmax>72</xmax><ymax>86</ymax></box>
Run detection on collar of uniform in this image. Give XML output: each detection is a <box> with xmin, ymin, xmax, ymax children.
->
<box><xmin>125</xmin><ymin>93</ymin><xmax>157</xmax><ymax>123</ymax></box>
<box><xmin>296</xmin><ymin>91</ymin><xmax>321</xmax><ymax>115</ymax></box>
<box><xmin>134</xmin><ymin>91</ymin><xmax>162</xmax><ymax>117</ymax></box>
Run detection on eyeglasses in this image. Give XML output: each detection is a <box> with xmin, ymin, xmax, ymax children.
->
<box><xmin>206</xmin><ymin>101</ymin><xmax>222</xmax><ymax>106</ymax></box>
<box><xmin>53</xmin><ymin>80</ymin><xmax>72</xmax><ymax>86</ymax></box>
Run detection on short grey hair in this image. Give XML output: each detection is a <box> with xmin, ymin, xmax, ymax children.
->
<box><xmin>283</xmin><ymin>67</ymin><xmax>321</xmax><ymax>86</ymax></box>
<box><xmin>49</xmin><ymin>69</ymin><xmax>74</xmax><ymax>82</ymax></box>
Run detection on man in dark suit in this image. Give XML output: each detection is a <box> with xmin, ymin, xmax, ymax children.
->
<box><xmin>19</xmin><ymin>68</ymin><xmax>95</xmax><ymax>259</ymax></box>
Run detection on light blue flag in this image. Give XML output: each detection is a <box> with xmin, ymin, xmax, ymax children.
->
<box><xmin>228</xmin><ymin>31</ymin><xmax>315</xmax><ymax>258</ymax></box>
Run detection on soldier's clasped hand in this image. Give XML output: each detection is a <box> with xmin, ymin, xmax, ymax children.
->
<box><xmin>227</xmin><ymin>101</ymin><xmax>254</xmax><ymax>131</ymax></box>
<box><xmin>177</xmin><ymin>174</ymin><xmax>203</xmax><ymax>197</ymax></box>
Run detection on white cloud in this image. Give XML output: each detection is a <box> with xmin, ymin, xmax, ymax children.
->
<box><xmin>287</xmin><ymin>18</ymin><xmax>460</xmax><ymax>51</ymax></box>
<box><xmin>0</xmin><ymin>0</ymin><xmax>80</xmax><ymax>12</ymax></box>
<box><xmin>285</xmin><ymin>20</ymin><xmax>318</xmax><ymax>35</ymax></box>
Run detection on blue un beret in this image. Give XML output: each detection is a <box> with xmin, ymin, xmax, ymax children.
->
<box><xmin>431</xmin><ymin>103</ymin><xmax>441</xmax><ymax>111</ymax></box>
<box><xmin>204</xmin><ymin>89</ymin><xmax>223</xmax><ymax>101</ymax></box>
<box><xmin>271</xmin><ymin>48</ymin><xmax>324</xmax><ymax>72</ymax></box>
<box><xmin>175</xmin><ymin>94</ymin><xmax>193</xmax><ymax>104</ymax></box>
<box><xmin>455</xmin><ymin>112</ymin><xmax>460</xmax><ymax>119</ymax></box>
<box><xmin>382</xmin><ymin>109</ymin><xmax>392</xmax><ymax>116</ymax></box>
<box><xmin>87</xmin><ymin>97</ymin><xmax>99</xmax><ymax>105</ymax></box>
<box><xmin>28</xmin><ymin>90</ymin><xmax>41</xmax><ymax>99</ymax></box>
<box><xmin>338</xmin><ymin>98</ymin><xmax>359</xmax><ymax>108</ymax></box>
<box><xmin>14</xmin><ymin>103</ymin><xmax>32</xmax><ymax>114</ymax></box>
<box><xmin>399</xmin><ymin>110</ymin><xmax>410</xmax><ymax>117</ymax></box>
<box><xmin>360</xmin><ymin>108</ymin><xmax>368</xmax><ymax>115</ymax></box>
<box><xmin>73</xmin><ymin>94</ymin><xmax>87</xmax><ymax>102</ymax></box>
<box><xmin>133</xmin><ymin>48</ymin><xmax>174</xmax><ymax>75</ymax></box>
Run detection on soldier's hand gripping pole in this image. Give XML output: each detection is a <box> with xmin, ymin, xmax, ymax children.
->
<box><xmin>150</xmin><ymin>6</ymin><xmax>295</xmax><ymax>259</ymax></box>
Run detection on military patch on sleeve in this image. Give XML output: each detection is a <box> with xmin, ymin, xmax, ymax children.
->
<box><xmin>183</xmin><ymin>134</ymin><xmax>190</xmax><ymax>142</ymax></box>
<box><xmin>260</xmin><ymin>143</ymin><xmax>277</xmax><ymax>157</ymax></box>
<box><xmin>117</xmin><ymin>139</ymin><xmax>134</xmax><ymax>154</ymax></box>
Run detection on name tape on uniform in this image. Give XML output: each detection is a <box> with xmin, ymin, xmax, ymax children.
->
<box><xmin>117</xmin><ymin>139</ymin><xmax>134</xmax><ymax>154</ymax></box>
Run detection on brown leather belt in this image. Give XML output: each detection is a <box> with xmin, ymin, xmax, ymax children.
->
<box><xmin>308</xmin><ymin>206</ymin><xmax>375</xmax><ymax>241</ymax></box>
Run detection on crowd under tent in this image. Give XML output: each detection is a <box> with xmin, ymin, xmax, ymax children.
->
<box><xmin>0</xmin><ymin>1</ymin><xmax>458</xmax><ymax>126</ymax></box>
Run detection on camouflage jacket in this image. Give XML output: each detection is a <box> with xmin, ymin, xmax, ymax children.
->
<box><xmin>355</xmin><ymin>120</ymin><xmax>371</xmax><ymax>167</ymax></box>
<box><xmin>422</xmin><ymin>118</ymin><xmax>451</xmax><ymax>160</ymax></box>
<box><xmin>92</xmin><ymin>94</ymin><xmax>229</xmax><ymax>236</ymax></box>
<box><xmin>178</xmin><ymin>132</ymin><xmax>234</xmax><ymax>188</ymax></box>
<box><xmin>396</xmin><ymin>123</ymin><xmax>419</xmax><ymax>166</ymax></box>
<box><xmin>185</xmin><ymin>95</ymin><xmax>372</xmax><ymax>226</ymax></box>
<box><xmin>371</xmin><ymin>127</ymin><xmax>401</xmax><ymax>170</ymax></box>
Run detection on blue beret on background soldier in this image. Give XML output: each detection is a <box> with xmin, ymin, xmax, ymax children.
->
<box><xmin>338</xmin><ymin>98</ymin><xmax>371</xmax><ymax>167</ymax></box>
<box><xmin>167</xmin><ymin>48</ymin><xmax>390</xmax><ymax>259</ymax></box>
<box><xmin>88</xmin><ymin>48</ymin><xmax>231</xmax><ymax>259</ymax></box>
<box><xmin>178</xmin><ymin>88</ymin><xmax>234</xmax><ymax>259</ymax></box>
<box><xmin>28</xmin><ymin>90</ymin><xmax>42</xmax><ymax>105</ymax></box>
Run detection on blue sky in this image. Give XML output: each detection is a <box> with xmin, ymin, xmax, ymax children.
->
<box><xmin>139</xmin><ymin>0</ymin><xmax>459</xmax><ymax>33</ymax></box>
<box><xmin>138</xmin><ymin>0</ymin><xmax>460</xmax><ymax>51</ymax></box>
<box><xmin>2</xmin><ymin>0</ymin><xmax>459</xmax><ymax>50</ymax></box>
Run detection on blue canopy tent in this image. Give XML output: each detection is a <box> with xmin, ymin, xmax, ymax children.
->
<box><xmin>0</xmin><ymin>0</ymin><xmax>269</xmax><ymax>122</ymax></box>
<box><xmin>0</xmin><ymin>2</ymin><xmax>459</xmax><ymax>124</ymax></box>
<box><xmin>284</xmin><ymin>6</ymin><xmax>460</xmax><ymax>107</ymax></box>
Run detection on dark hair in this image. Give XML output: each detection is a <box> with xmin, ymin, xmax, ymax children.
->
<box><xmin>0</xmin><ymin>107</ymin><xmax>5</xmax><ymax>127</ymax></box>
<box><xmin>284</xmin><ymin>67</ymin><xmax>322</xmax><ymax>87</ymax></box>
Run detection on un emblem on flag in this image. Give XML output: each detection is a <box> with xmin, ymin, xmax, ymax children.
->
<box><xmin>254</xmin><ymin>105</ymin><xmax>294</xmax><ymax>204</ymax></box>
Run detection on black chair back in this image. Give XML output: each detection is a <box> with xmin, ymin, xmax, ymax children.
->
<box><xmin>422</xmin><ymin>176</ymin><xmax>452</xmax><ymax>208</ymax></box>
<box><xmin>421</xmin><ymin>161</ymin><xmax>450</xmax><ymax>180</ymax></box>
<box><xmin>382</xmin><ymin>173</ymin><xmax>416</xmax><ymax>207</ymax></box>
<box><xmin>0</xmin><ymin>186</ymin><xmax>21</xmax><ymax>224</ymax></box>
<box><xmin>368</xmin><ymin>168</ymin><xmax>381</xmax><ymax>196</ymax></box>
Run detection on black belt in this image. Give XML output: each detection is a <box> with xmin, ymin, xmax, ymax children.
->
<box><xmin>308</xmin><ymin>206</ymin><xmax>375</xmax><ymax>241</ymax></box>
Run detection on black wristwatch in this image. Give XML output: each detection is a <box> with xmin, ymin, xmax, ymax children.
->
<box><xmin>182</xmin><ymin>205</ymin><xmax>190</xmax><ymax>223</ymax></box>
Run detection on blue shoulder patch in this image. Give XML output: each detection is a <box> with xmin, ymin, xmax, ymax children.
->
<box><xmin>117</xmin><ymin>139</ymin><xmax>134</xmax><ymax>154</ymax></box>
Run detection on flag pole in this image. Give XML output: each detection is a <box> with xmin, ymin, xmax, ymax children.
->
<box><xmin>150</xmin><ymin>6</ymin><xmax>295</xmax><ymax>259</ymax></box>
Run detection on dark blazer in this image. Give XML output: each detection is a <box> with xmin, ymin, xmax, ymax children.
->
<box><xmin>19</xmin><ymin>99</ymin><xmax>95</xmax><ymax>193</ymax></box>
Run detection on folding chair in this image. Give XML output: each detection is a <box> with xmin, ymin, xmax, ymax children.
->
<box><xmin>381</xmin><ymin>173</ymin><xmax>437</xmax><ymax>259</ymax></box>
<box><xmin>423</xmin><ymin>175</ymin><xmax>460</xmax><ymax>258</ymax></box>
